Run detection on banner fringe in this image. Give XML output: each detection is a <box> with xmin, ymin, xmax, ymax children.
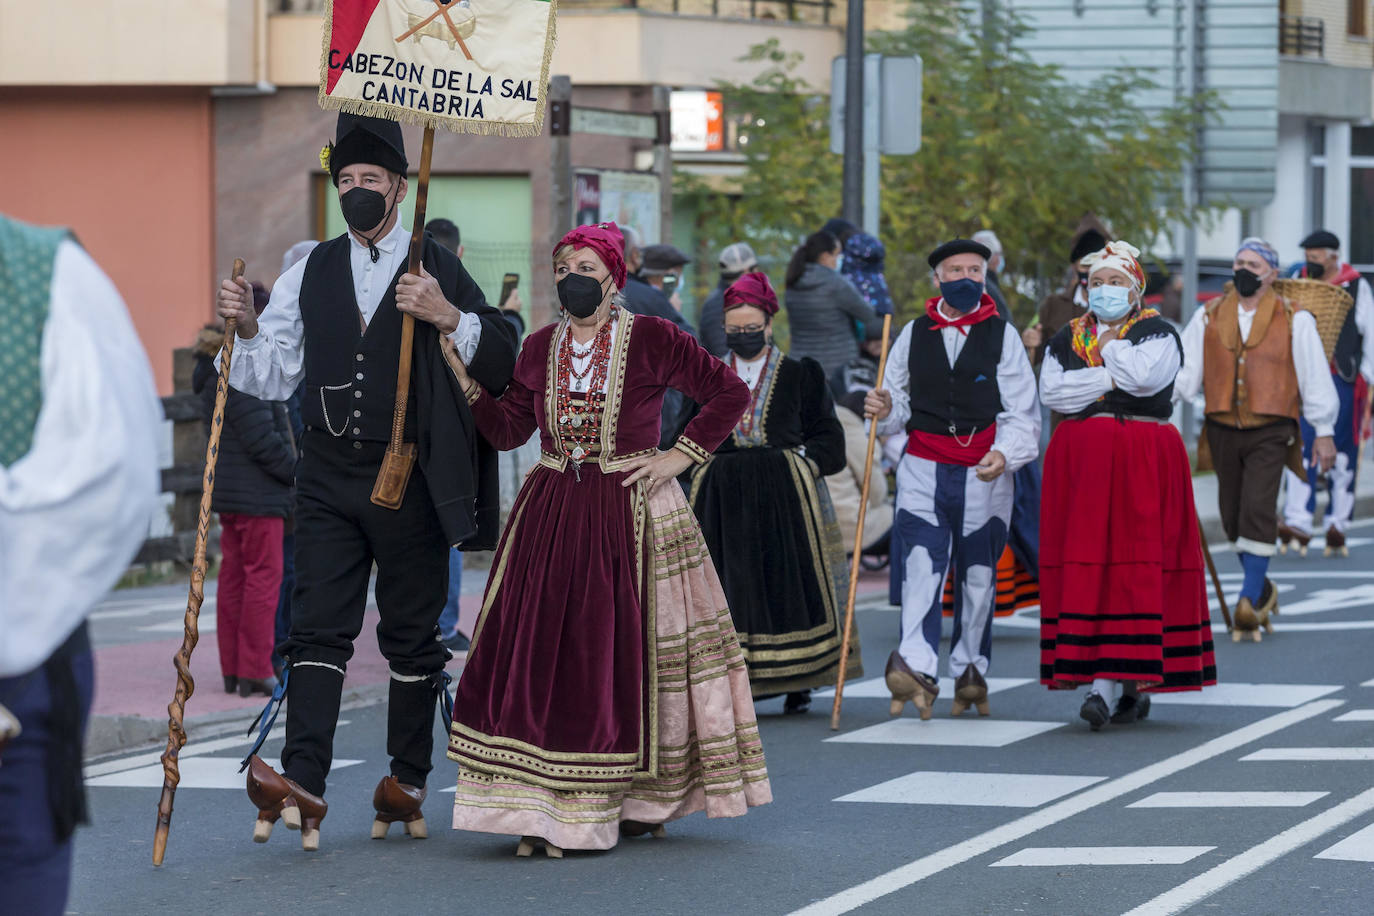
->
<box><xmin>315</xmin><ymin>0</ymin><xmax>559</xmax><ymax>140</ymax></box>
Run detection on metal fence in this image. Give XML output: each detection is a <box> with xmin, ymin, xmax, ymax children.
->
<box><xmin>1279</xmin><ymin>14</ymin><xmax>1324</xmax><ymax>58</ymax></box>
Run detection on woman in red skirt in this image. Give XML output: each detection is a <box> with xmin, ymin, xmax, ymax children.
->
<box><xmin>1038</xmin><ymin>240</ymin><xmax>1216</xmax><ymax>730</ymax></box>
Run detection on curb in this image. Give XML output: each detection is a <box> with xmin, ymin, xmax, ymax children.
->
<box><xmin>84</xmin><ymin>680</ymin><xmax>392</xmax><ymax>762</ymax></box>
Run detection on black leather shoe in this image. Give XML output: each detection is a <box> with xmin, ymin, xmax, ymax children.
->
<box><xmin>1110</xmin><ymin>694</ymin><xmax>1151</xmax><ymax>724</ymax></box>
<box><xmin>1080</xmin><ymin>692</ymin><xmax>1110</xmax><ymax>731</ymax></box>
<box><xmin>224</xmin><ymin>675</ymin><xmax>239</xmax><ymax>694</ymax></box>
<box><xmin>783</xmin><ymin>691</ymin><xmax>812</xmax><ymax>715</ymax></box>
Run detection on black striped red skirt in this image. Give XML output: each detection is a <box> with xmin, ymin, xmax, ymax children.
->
<box><xmin>1039</xmin><ymin>415</ymin><xmax>1216</xmax><ymax>692</ymax></box>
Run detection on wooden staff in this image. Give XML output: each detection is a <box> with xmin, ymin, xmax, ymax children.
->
<box><xmin>1197</xmin><ymin>514</ymin><xmax>1232</xmax><ymax>632</ymax></box>
<box><xmin>830</xmin><ymin>314</ymin><xmax>894</xmax><ymax>731</ymax></box>
<box><xmin>370</xmin><ymin>125</ymin><xmax>435</xmax><ymax>509</ymax></box>
<box><xmin>153</xmin><ymin>258</ymin><xmax>244</xmax><ymax>866</ymax></box>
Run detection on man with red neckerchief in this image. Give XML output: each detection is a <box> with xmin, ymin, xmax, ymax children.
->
<box><xmin>865</xmin><ymin>239</ymin><xmax>1040</xmax><ymax>721</ymax></box>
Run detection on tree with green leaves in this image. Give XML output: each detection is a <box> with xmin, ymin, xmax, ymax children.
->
<box><xmin>677</xmin><ymin>0</ymin><xmax>1213</xmax><ymax>326</ymax></box>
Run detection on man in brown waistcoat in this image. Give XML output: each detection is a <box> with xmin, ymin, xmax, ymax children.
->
<box><xmin>1175</xmin><ymin>237</ymin><xmax>1338</xmax><ymax>640</ymax></box>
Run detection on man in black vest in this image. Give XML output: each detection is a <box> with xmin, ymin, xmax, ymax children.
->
<box><xmin>215</xmin><ymin>114</ymin><xmax>517</xmax><ymax>850</ymax></box>
<box><xmin>865</xmin><ymin>239</ymin><xmax>1040</xmax><ymax>722</ymax></box>
<box><xmin>1280</xmin><ymin>229</ymin><xmax>1373</xmax><ymax>556</ymax></box>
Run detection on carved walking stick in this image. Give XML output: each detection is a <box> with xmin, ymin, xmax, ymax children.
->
<box><xmin>152</xmin><ymin>258</ymin><xmax>244</xmax><ymax>866</ymax></box>
<box><xmin>831</xmin><ymin>314</ymin><xmax>894</xmax><ymax>730</ymax></box>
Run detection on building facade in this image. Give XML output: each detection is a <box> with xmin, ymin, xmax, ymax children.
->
<box><xmin>0</xmin><ymin>0</ymin><xmax>844</xmax><ymax>388</ymax></box>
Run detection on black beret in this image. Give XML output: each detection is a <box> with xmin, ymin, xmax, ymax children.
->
<box><xmin>642</xmin><ymin>244</ymin><xmax>691</xmax><ymax>270</ymax></box>
<box><xmin>328</xmin><ymin>114</ymin><xmax>408</xmax><ymax>185</ymax></box>
<box><xmin>1299</xmin><ymin>229</ymin><xmax>1341</xmax><ymax>250</ymax></box>
<box><xmin>927</xmin><ymin>238</ymin><xmax>992</xmax><ymax>269</ymax></box>
<box><xmin>1070</xmin><ymin>229</ymin><xmax>1107</xmax><ymax>264</ymax></box>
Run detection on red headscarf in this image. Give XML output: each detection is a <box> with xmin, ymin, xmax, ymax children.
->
<box><xmin>723</xmin><ymin>271</ymin><xmax>779</xmax><ymax>316</ymax></box>
<box><xmin>554</xmin><ymin>223</ymin><xmax>627</xmax><ymax>290</ymax></box>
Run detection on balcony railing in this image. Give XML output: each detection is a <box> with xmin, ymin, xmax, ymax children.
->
<box><xmin>1280</xmin><ymin>14</ymin><xmax>1324</xmax><ymax>58</ymax></box>
<box><xmin>277</xmin><ymin>0</ymin><xmax>834</xmax><ymax>25</ymax></box>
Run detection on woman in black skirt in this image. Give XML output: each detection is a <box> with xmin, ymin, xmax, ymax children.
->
<box><xmin>685</xmin><ymin>272</ymin><xmax>859</xmax><ymax>714</ymax></box>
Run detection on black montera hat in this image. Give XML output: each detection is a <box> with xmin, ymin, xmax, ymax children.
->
<box><xmin>1070</xmin><ymin>229</ymin><xmax>1108</xmax><ymax>264</ymax></box>
<box><xmin>927</xmin><ymin>238</ymin><xmax>992</xmax><ymax>270</ymax></box>
<box><xmin>328</xmin><ymin>114</ymin><xmax>408</xmax><ymax>185</ymax></box>
<box><xmin>1299</xmin><ymin>229</ymin><xmax>1341</xmax><ymax>250</ymax></box>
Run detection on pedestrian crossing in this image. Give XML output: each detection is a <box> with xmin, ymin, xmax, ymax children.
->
<box><xmin>801</xmin><ymin>670</ymin><xmax>1374</xmax><ymax>914</ymax></box>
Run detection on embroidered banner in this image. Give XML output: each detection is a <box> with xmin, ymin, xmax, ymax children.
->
<box><xmin>319</xmin><ymin>0</ymin><xmax>557</xmax><ymax>137</ymax></box>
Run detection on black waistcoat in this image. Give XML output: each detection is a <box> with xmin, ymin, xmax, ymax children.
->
<box><xmin>1333</xmin><ymin>276</ymin><xmax>1366</xmax><ymax>383</ymax></box>
<box><xmin>299</xmin><ymin>237</ymin><xmax>416</xmax><ymax>443</ymax></box>
<box><xmin>906</xmin><ymin>314</ymin><xmax>1005</xmax><ymax>435</ymax></box>
<box><xmin>1046</xmin><ymin>314</ymin><xmax>1181</xmax><ymax>420</ymax></box>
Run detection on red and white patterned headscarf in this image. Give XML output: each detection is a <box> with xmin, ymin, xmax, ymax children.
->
<box><xmin>1082</xmin><ymin>240</ymin><xmax>1145</xmax><ymax>293</ymax></box>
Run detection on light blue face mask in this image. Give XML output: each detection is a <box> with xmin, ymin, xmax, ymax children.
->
<box><xmin>834</xmin><ymin>254</ymin><xmax>845</xmax><ymax>273</ymax></box>
<box><xmin>1088</xmin><ymin>284</ymin><xmax>1134</xmax><ymax>321</ymax></box>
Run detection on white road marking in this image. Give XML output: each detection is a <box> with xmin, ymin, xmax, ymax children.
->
<box><xmin>813</xmin><ymin>676</ymin><xmax>1033</xmax><ymax>700</ymax></box>
<box><xmin>140</xmin><ymin>615</ymin><xmax>216</xmax><ymax>633</ymax></box>
<box><xmin>1280</xmin><ymin>584</ymin><xmax>1374</xmax><ymax>616</ymax></box>
<box><xmin>1361</xmin><ymin>677</ymin><xmax>1374</xmax><ymax>687</ymax></box>
<box><xmin>1241</xmin><ymin>747</ymin><xmax>1374</xmax><ymax>761</ymax></box>
<box><xmin>825</xmin><ymin>718</ymin><xmax>1062</xmax><ymax>748</ymax></box>
<box><xmin>835</xmin><ymin>772</ymin><xmax>1104</xmax><ymax>808</ymax></box>
<box><xmin>990</xmin><ymin>846</ymin><xmax>1214</xmax><ymax>867</ymax></box>
<box><xmin>1149</xmin><ymin>683</ymin><xmax>1341</xmax><ymax>709</ymax></box>
<box><xmin>1313</xmin><ymin>822</ymin><xmax>1374</xmax><ymax>862</ymax></box>
<box><xmin>1127</xmin><ymin>791</ymin><xmax>1328</xmax><ymax>808</ymax></box>
<box><xmin>89</xmin><ymin>601</ymin><xmax>194</xmax><ymax>621</ymax></box>
<box><xmin>87</xmin><ymin>756</ymin><xmax>362</xmax><ymax>789</ymax></box>
<box><xmin>788</xmin><ymin>699</ymin><xmax>1342</xmax><ymax>916</ymax></box>
<box><xmin>1333</xmin><ymin>709</ymin><xmax>1374</xmax><ymax>722</ymax></box>
<box><xmin>1121</xmin><ymin>787</ymin><xmax>1374</xmax><ymax>915</ymax></box>
<box><xmin>85</xmin><ymin>720</ymin><xmax>351</xmax><ymax>778</ymax></box>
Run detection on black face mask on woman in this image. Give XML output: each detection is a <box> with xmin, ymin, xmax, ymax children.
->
<box><xmin>1233</xmin><ymin>268</ymin><xmax>1264</xmax><ymax>298</ymax></box>
<box><xmin>558</xmin><ymin>273</ymin><xmax>608</xmax><ymax>319</ymax></box>
<box><xmin>725</xmin><ymin>329</ymin><xmax>768</xmax><ymax>359</ymax></box>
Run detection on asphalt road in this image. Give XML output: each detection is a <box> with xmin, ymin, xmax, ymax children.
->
<box><xmin>71</xmin><ymin>522</ymin><xmax>1374</xmax><ymax>915</ymax></box>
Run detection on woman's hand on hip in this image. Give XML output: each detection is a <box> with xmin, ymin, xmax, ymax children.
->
<box><xmin>622</xmin><ymin>449</ymin><xmax>694</xmax><ymax>494</ymax></box>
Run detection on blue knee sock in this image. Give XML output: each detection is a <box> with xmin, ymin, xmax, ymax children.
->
<box><xmin>1238</xmin><ymin>552</ymin><xmax>1268</xmax><ymax>603</ymax></box>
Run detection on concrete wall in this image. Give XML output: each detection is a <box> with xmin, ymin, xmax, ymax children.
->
<box><xmin>1280</xmin><ymin>58</ymin><xmax>1374</xmax><ymax>119</ymax></box>
<box><xmin>214</xmin><ymin>85</ymin><xmax>651</xmax><ymax>328</ymax></box>
<box><xmin>0</xmin><ymin>89</ymin><xmax>215</xmax><ymax>394</ymax></box>
<box><xmin>0</xmin><ymin>0</ymin><xmax>262</xmax><ymax>85</ymax></box>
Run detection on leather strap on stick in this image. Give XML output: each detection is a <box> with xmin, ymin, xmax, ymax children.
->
<box><xmin>830</xmin><ymin>314</ymin><xmax>893</xmax><ymax>730</ymax></box>
<box><xmin>371</xmin><ymin>125</ymin><xmax>435</xmax><ymax>509</ymax></box>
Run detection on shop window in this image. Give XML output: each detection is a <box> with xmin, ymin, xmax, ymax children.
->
<box><xmin>1353</xmin><ymin>126</ymin><xmax>1374</xmax><ymax>156</ymax></box>
<box><xmin>1349</xmin><ymin>168</ymin><xmax>1374</xmax><ymax>265</ymax></box>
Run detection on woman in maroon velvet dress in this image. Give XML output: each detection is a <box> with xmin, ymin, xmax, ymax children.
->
<box><xmin>442</xmin><ymin>223</ymin><xmax>771</xmax><ymax>856</ymax></box>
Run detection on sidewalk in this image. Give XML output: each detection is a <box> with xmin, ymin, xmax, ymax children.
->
<box><xmin>85</xmin><ymin>465</ymin><xmax>1373</xmax><ymax>758</ymax></box>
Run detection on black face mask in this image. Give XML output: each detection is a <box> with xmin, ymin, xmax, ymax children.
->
<box><xmin>1233</xmin><ymin>268</ymin><xmax>1264</xmax><ymax>298</ymax></box>
<box><xmin>1305</xmin><ymin>260</ymin><xmax>1326</xmax><ymax>279</ymax></box>
<box><xmin>558</xmin><ymin>273</ymin><xmax>608</xmax><ymax>319</ymax></box>
<box><xmin>340</xmin><ymin>179</ymin><xmax>399</xmax><ymax>262</ymax></box>
<box><xmin>725</xmin><ymin>330</ymin><xmax>768</xmax><ymax>360</ymax></box>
